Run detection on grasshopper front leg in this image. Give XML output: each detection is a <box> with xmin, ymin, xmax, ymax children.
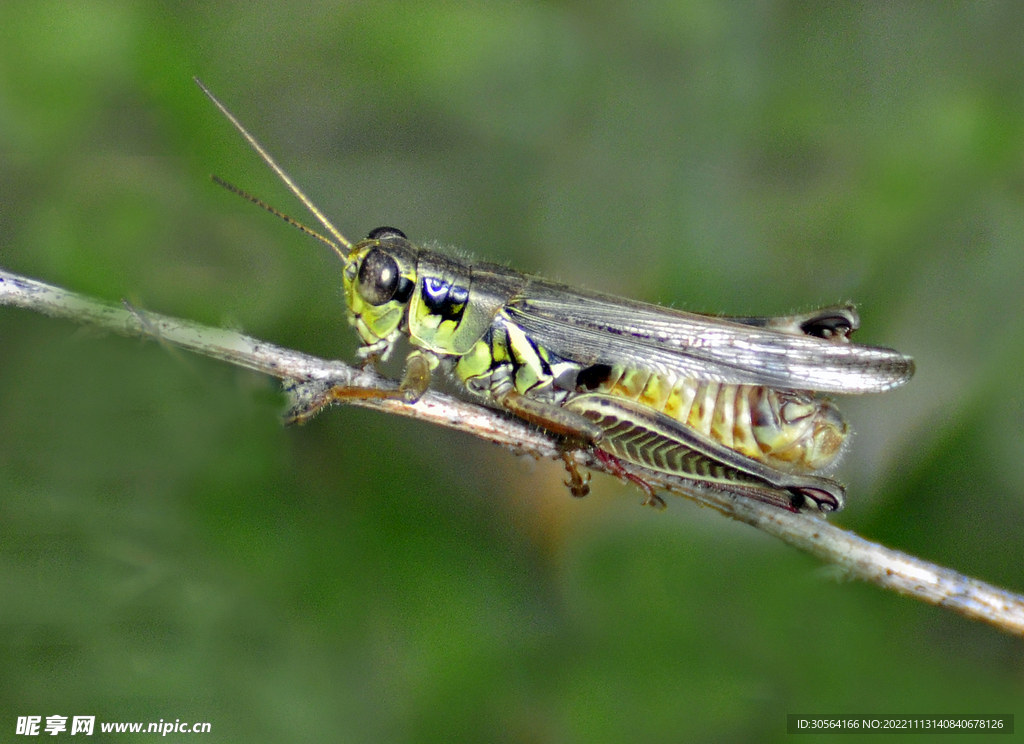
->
<box><xmin>285</xmin><ymin>349</ymin><xmax>439</xmax><ymax>424</ymax></box>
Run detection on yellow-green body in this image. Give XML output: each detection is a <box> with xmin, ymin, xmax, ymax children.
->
<box><xmin>338</xmin><ymin>229</ymin><xmax>911</xmax><ymax>512</ymax></box>
<box><xmin>197</xmin><ymin>80</ymin><xmax>914</xmax><ymax>514</ymax></box>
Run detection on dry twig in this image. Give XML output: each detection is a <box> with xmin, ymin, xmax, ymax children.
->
<box><xmin>2</xmin><ymin>266</ymin><xmax>1022</xmax><ymax>637</ymax></box>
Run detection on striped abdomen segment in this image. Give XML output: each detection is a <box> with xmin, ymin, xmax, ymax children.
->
<box><xmin>575</xmin><ymin>365</ymin><xmax>847</xmax><ymax>474</ymax></box>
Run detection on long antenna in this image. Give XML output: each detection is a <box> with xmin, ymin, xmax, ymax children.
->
<box><xmin>210</xmin><ymin>175</ymin><xmax>344</xmax><ymax>257</ymax></box>
<box><xmin>194</xmin><ymin>78</ymin><xmax>353</xmax><ymax>254</ymax></box>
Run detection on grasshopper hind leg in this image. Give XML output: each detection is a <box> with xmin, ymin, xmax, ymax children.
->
<box><xmin>489</xmin><ymin>387</ymin><xmax>669</xmax><ymax>506</ymax></box>
<box><xmin>563</xmin><ymin>393</ymin><xmax>846</xmax><ymax>514</ymax></box>
<box><xmin>592</xmin><ymin>449</ymin><xmax>667</xmax><ymax>509</ymax></box>
<box><xmin>561</xmin><ymin>445</ymin><xmax>668</xmax><ymax>508</ymax></box>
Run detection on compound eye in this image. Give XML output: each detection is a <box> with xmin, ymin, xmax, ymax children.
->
<box><xmin>356</xmin><ymin>248</ymin><xmax>401</xmax><ymax>306</ymax></box>
<box><xmin>366</xmin><ymin>226</ymin><xmax>407</xmax><ymax>240</ymax></box>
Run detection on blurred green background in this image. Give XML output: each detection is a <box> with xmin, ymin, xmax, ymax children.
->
<box><xmin>1</xmin><ymin>1</ymin><xmax>1022</xmax><ymax>742</ymax></box>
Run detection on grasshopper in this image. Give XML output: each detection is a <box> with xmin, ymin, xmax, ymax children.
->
<box><xmin>197</xmin><ymin>80</ymin><xmax>914</xmax><ymax>513</ymax></box>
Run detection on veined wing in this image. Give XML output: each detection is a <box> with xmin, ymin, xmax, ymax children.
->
<box><xmin>505</xmin><ymin>279</ymin><xmax>914</xmax><ymax>394</ymax></box>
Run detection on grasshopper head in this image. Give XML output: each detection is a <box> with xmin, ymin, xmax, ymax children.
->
<box><xmin>343</xmin><ymin>227</ymin><xmax>417</xmax><ymax>348</ymax></box>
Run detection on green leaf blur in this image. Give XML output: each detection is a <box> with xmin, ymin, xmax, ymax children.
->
<box><xmin>1</xmin><ymin>2</ymin><xmax>1021</xmax><ymax>742</ymax></box>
